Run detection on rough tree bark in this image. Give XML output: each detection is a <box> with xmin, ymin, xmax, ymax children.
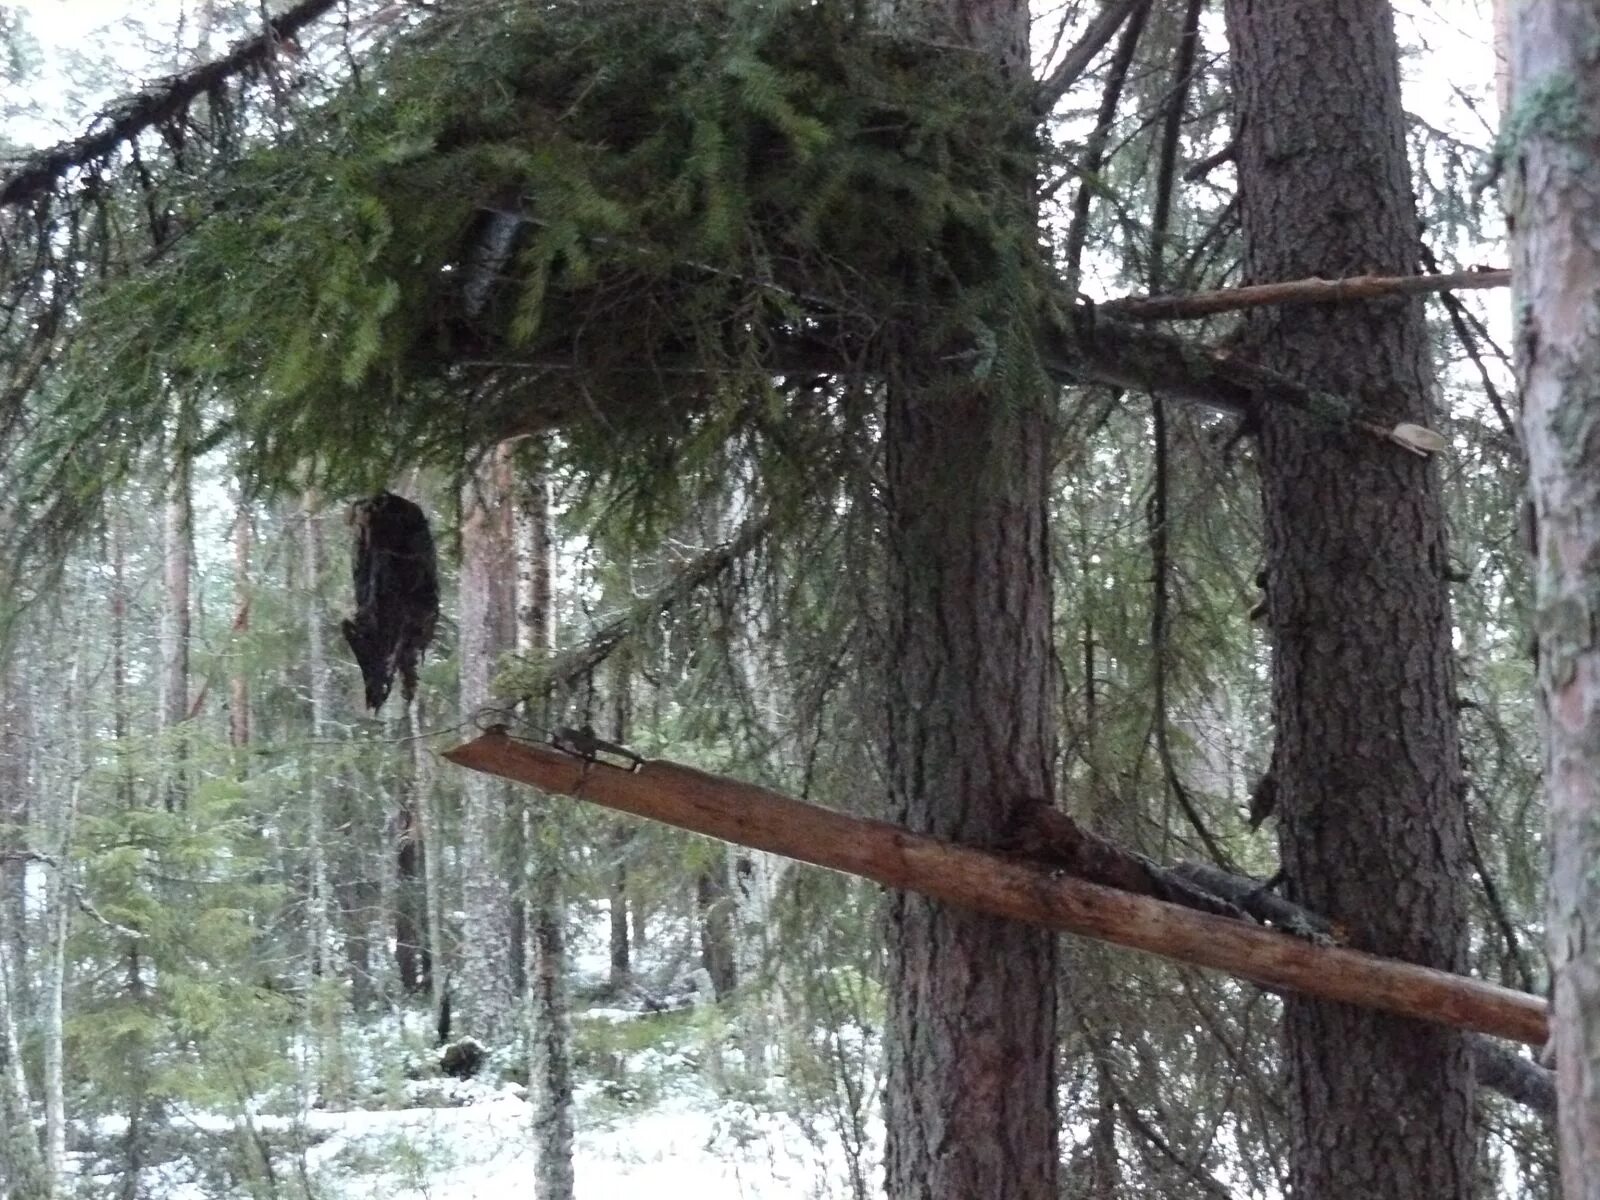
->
<box><xmin>1507</xmin><ymin>4</ymin><xmax>1600</xmax><ymax>1195</ymax></box>
<box><xmin>1224</xmin><ymin>1</ymin><xmax>1474</xmax><ymax>1194</ymax></box>
<box><xmin>878</xmin><ymin>3</ymin><xmax>1058</xmax><ymax>1197</ymax></box>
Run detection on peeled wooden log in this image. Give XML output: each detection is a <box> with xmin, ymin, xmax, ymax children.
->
<box><xmin>444</xmin><ymin>731</ymin><xmax>1548</xmax><ymax>1047</ymax></box>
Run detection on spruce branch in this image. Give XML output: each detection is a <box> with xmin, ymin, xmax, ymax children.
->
<box><xmin>0</xmin><ymin>0</ymin><xmax>345</xmax><ymax>209</ymax></box>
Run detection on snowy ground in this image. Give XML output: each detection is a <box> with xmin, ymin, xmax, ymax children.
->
<box><xmin>304</xmin><ymin>1080</ymin><xmax>863</xmax><ymax>1200</ymax></box>
<box><xmin>71</xmin><ymin>1044</ymin><xmax>877</xmax><ymax>1200</ymax></box>
<box><xmin>69</xmin><ymin>910</ymin><xmax>881</xmax><ymax>1199</ymax></box>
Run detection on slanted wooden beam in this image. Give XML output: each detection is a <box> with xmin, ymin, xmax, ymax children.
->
<box><xmin>1101</xmin><ymin>268</ymin><xmax>1511</xmax><ymax>322</ymax></box>
<box><xmin>445</xmin><ymin>731</ymin><xmax>1548</xmax><ymax>1047</ymax></box>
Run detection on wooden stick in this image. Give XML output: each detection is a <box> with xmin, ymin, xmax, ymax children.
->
<box><xmin>445</xmin><ymin>732</ymin><xmax>1548</xmax><ymax>1047</ymax></box>
<box><xmin>1102</xmin><ymin>269</ymin><xmax>1511</xmax><ymax>321</ymax></box>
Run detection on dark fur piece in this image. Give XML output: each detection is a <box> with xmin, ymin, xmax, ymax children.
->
<box><xmin>342</xmin><ymin>492</ymin><xmax>440</xmax><ymax>712</ymax></box>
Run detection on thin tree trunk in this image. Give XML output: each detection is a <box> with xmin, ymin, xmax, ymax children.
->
<box><xmin>108</xmin><ymin>502</ymin><xmax>150</xmax><ymax>1197</ymax></box>
<box><xmin>1225</xmin><ymin>1</ymin><xmax>1474</xmax><ymax>1194</ymax></box>
<box><xmin>0</xmin><ymin>885</ymin><xmax>48</xmax><ymax>1199</ymax></box>
<box><xmin>696</xmin><ymin>861</ymin><xmax>736</xmax><ymax>1000</ymax></box>
<box><xmin>514</xmin><ymin>464</ymin><xmax>575</xmax><ymax>1200</ymax></box>
<box><xmin>395</xmin><ymin>755</ymin><xmax>426</xmax><ymax>993</ymax></box>
<box><xmin>0</xmin><ymin>658</ymin><xmax>29</xmax><ymax>964</ymax></box>
<box><xmin>303</xmin><ymin>499</ymin><xmax>334</xmax><ymax>983</ymax></box>
<box><xmin>608</xmin><ymin>828</ymin><xmax>631</xmax><ymax>991</ymax></box>
<box><xmin>412</xmin><ymin>694</ymin><xmax>447</xmax><ymax>1020</ymax></box>
<box><xmin>229</xmin><ymin>498</ymin><xmax>252</xmax><ymax>754</ymax></box>
<box><xmin>458</xmin><ymin>449</ymin><xmax>516</xmax><ymax>1042</ymax></box>
<box><xmin>159</xmin><ymin>451</ymin><xmax>192</xmax><ymax>811</ymax></box>
<box><xmin>302</xmin><ymin>496</ymin><xmax>345</xmax><ymax>1103</ymax></box>
<box><xmin>41</xmin><ymin>648</ymin><xmax>82</xmax><ymax>1191</ymax></box>
<box><xmin>877</xmin><ymin>4</ymin><xmax>1058</xmax><ymax>1197</ymax></box>
<box><xmin>1508</xmin><ymin>5</ymin><xmax>1600</xmax><ymax>1194</ymax></box>
<box><xmin>607</xmin><ymin>655</ymin><xmax>633</xmax><ymax>993</ymax></box>
<box><xmin>120</xmin><ymin>945</ymin><xmax>148</xmax><ymax>1200</ymax></box>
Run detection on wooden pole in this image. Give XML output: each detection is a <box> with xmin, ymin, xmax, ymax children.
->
<box><xmin>1102</xmin><ymin>268</ymin><xmax>1510</xmax><ymax>321</ymax></box>
<box><xmin>445</xmin><ymin>731</ymin><xmax>1548</xmax><ymax>1047</ymax></box>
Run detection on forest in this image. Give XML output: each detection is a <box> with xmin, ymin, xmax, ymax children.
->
<box><xmin>1</xmin><ymin>0</ymin><xmax>1599</xmax><ymax>1198</ymax></box>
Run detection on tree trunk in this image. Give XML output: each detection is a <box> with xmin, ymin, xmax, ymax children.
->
<box><xmin>0</xmin><ymin>885</ymin><xmax>47</xmax><ymax>1200</ymax></box>
<box><xmin>1225</xmin><ymin>1</ymin><xmax>1474</xmax><ymax>1194</ymax></box>
<box><xmin>877</xmin><ymin>5</ymin><xmax>1058</xmax><ymax>1198</ymax></box>
<box><xmin>513</xmin><ymin>463</ymin><xmax>575</xmax><ymax>1200</ymax></box>
<box><xmin>303</xmin><ymin>499</ymin><xmax>334</xmax><ymax>984</ymax></box>
<box><xmin>458</xmin><ymin>448</ymin><xmax>517</xmax><ymax>1042</ymax></box>
<box><xmin>395</xmin><ymin>758</ymin><xmax>427</xmax><ymax>993</ymax></box>
<box><xmin>608</xmin><ymin>829</ymin><xmax>631</xmax><ymax>991</ymax></box>
<box><xmin>412</xmin><ymin>693</ymin><xmax>447</xmax><ymax>1020</ymax></box>
<box><xmin>696</xmin><ymin>862</ymin><xmax>737</xmax><ymax>1000</ymax></box>
<box><xmin>41</xmin><ymin>648</ymin><xmax>82</xmax><ymax>1192</ymax></box>
<box><xmin>108</xmin><ymin>501</ymin><xmax>152</xmax><ymax>1196</ymax></box>
<box><xmin>0</xmin><ymin>654</ymin><xmax>29</xmax><ymax>964</ymax></box>
<box><xmin>229</xmin><ymin>498</ymin><xmax>252</xmax><ymax>754</ymax></box>
<box><xmin>1508</xmin><ymin>5</ymin><xmax>1600</xmax><ymax>1195</ymax></box>
<box><xmin>159</xmin><ymin>451</ymin><xmax>192</xmax><ymax>811</ymax></box>
<box><xmin>607</xmin><ymin>656</ymin><xmax>633</xmax><ymax>993</ymax></box>
<box><xmin>303</xmin><ymin>497</ymin><xmax>348</xmax><ymax>1103</ymax></box>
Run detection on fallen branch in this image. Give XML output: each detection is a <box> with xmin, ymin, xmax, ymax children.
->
<box><xmin>1101</xmin><ymin>268</ymin><xmax>1511</xmax><ymax>322</ymax></box>
<box><xmin>445</xmin><ymin>732</ymin><xmax>1549</xmax><ymax>1047</ymax></box>
<box><xmin>1033</xmin><ymin>0</ymin><xmax>1150</xmax><ymax>114</ymax></box>
<box><xmin>517</xmin><ymin>512</ymin><xmax>774</xmax><ymax>698</ymax></box>
<box><xmin>0</xmin><ymin>0</ymin><xmax>343</xmax><ymax>209</ymax></box>
<box><xmin>1469</xmin><ymin>1034</ymin><xmax>1555</xmax><ymax>1118</ymax></box>
<box><xmin>1052</xmin><ymin>314</ymin><xmax>1448</xmax><ymax>454</ymax></box>
<box><xmin>0</xmin><ymin>849</ymin><xmax>142</xmax><ymax>939</ymax></box>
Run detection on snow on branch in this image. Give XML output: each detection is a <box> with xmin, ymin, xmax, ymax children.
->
<box><xmin>446</xmin><ymin>730</ymin><xmax>1549</xmax><ymax>1049</ymax></box>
